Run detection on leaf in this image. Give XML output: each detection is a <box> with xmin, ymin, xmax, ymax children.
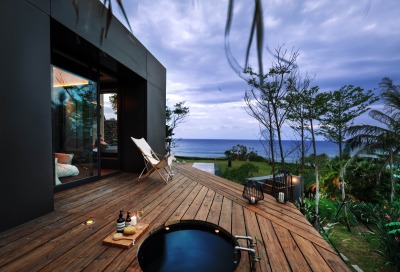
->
<box><xmin>387</xmin><ymin>229</ymin><xmax>400</xmax><ymax>235</ymax></box>
<box><xmin>116</xmin><ymin>0</ymin><xmax>133</xmax><ymax>32</ymax></box>
<box><xmin>225</xmin><ymin>0</ymin><xmax>264</xmax><ymax>76</ymax></box>
<box><xmin>72</xmin><ymin>0</ymin><xmax>79</xmax><ymax>23</ymax></box>
<box><xmin>385</xmin><ymin>222</ymin><xmax>400</xmax><ymax>227</ymax></box>
<box><xmin>105</xmin><ymin>0</ymin><xmax>112</xmax><ymax>39</ymax></box>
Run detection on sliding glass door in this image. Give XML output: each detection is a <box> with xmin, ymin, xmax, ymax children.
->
<box><xmin>51</xmin><ymin>66</ymin><xmax>98</xmax><ymax>185</ymax></box>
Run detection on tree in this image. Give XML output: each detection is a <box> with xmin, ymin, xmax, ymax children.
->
<box><xmin>346</xmin><ymin>77</ymin><xmax>400</xmax><ymax>203</ymax></box>
<box><xmin>166</xmin><ymin>102</ymin><xmax>190</xmax><ymax>152</ymax></box>
<box><xmin>287</xmin><ymin>85</ymin><xmax>330</xmax><ymax>227</ymax></box>
<box><xmin>244</xmin><ymin>46</ymin><xmax>299</xmax><ymax>174</ymax></box>
<box><xmin>224</xmin><ymin>144</ymin><xmax>264</xmax><ymax>161</ymax></box>
<box><xmin>319</xmin><ymin>85</ymin><xmax>378</xmax><ymax>230</ymax></box>
<box><xmin>286</xmin><ymin>74</ymin><xmax>313</xmax><ymax>213</ymax></box>
<box><xmin>109</xmin><ymin>93</ymin><xmax>118</xmax><ymax>114</ymax></box>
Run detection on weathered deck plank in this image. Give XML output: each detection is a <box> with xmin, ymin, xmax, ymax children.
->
<box><xmin>0</xmin><ymin>163</ymin><xmax>350</xmax><ymax>272</ymax></box>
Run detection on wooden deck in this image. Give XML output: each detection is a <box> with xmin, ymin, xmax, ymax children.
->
<box><xmin>0</xmin><ymin>163</ymin><xmax>350</xmax><ymax>272</ymax></box>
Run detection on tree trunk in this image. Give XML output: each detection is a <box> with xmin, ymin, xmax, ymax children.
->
<box><xmin>271</xmin><ymin>101</ymin><xmax>285</xmax><ymax>166</ymax></box>
<box><xmin>268</xmin><ymin>104</ymin><xmax>276</xmax><ymax>175</ymax></box>
<box><xmin>310</xmin><ymin>120</ymin><xmax>319</xmax><ymax>230</ymax></box>
<box><xmin>390</xmin><ymin>150</ymin><xmax>395</xmax><ymax>203</ymax></box>
<box><xmin>339</xmin><ymin>139</ymin><xmax>351</xmax><ymax>232</ymax></box>
<box><xmin>300</xmin><ymin>119</ymin><xmax>306</xmax><ymax>214</ymax></box>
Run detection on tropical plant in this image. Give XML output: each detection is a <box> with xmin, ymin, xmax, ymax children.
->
<box><xmin>351</xmin><ymin>201</ymin><xmax>400</xmax><ymax>268</ymax></box>
<box><xmin>318</xmin><ymin>85</ymin><xmax>378</xmax><ymax>230</ymax></box>
<box><xmin>346</xmin><ymin>77</ymin><xmax>400</xmax><ymax>203</ymax></box>
<box><xmin>225</xmin><ymin>0</ymin><xmax>264</xmax><ymax>77</ymax></box>
<box><xmin>345</xmin><ymin>157</ymin><xmax>391</xmax><ymax>203</ymax></box>
<box><xmin>298</xmin><ymin>194</ymin><xmax>338</xmax><ymax>228</ymax></box>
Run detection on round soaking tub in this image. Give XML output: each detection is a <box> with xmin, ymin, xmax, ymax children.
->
<box><xmin>137</xmin><ymin>220</ymin><xmax>241</xmax><ymax>272</ymax></box>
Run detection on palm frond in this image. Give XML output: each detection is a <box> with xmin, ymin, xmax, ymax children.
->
<box><xmin>72</xmin><ymin>0</ymin><xmax>79</xmax><ymax>23</ymax></box>
<box><xmin>116</xmin><ymin>0</ymin><xmax>133</xmax><ymax>32</ymax></box>
<box><xmin>369</xmin><ymin>110</ymin><xmax>399</xmax><ymax>129</ymax></box>
<box><xmin>225</xmin><ymin>0</ymin><xmax>264</xmax><ymax>77</ymax></box>
<box><xmin>224</xmin><ymin>0</ymin><xmax>243</xmax><ymax>73</ymax></box>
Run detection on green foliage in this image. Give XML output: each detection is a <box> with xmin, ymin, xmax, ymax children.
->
<box><xmin>109</xmin><ymin>93</ymin><xmax>118</xmax><ymax>114</ymax></box>
<box><xmin>318</xmin><ymin>85</ymin><xmax>378</xmax><ymax>145</ymax></box>
<box><xmin>345</xmin><ymin>158</ymin><xmax>390</xmax><ymax>203</ymax></box>
<box><xmin>166</xmin><ymin>102</ymin><xmax>189</xmax><ymax>150</ymax></box>
<box><xmin>224</xmin><ymin>144</ymin><xmax>265</xmax><ymax>162</ymax></box>
<box><xmin>243</xmin><ymin>46</ymin><xmax>299</xmax><ymax>166</ymax></box>
<box><xmin>222</xmin><ymin>162</ymin><xmax>259</xmax><ymax>184</ymax></box>
<box><xmin>351</xmin><ymin>201</ymin><xmax>400</xmax><ymax>268</ymax></box>
<box><xmin>299</xmin><ymin>195</ymin><xmax>338</xmax><ymax>226</ymax></box>
<box><xmin>386</xmin><ymin>222</ymin><xmax>400</xmax><ymax>235</ymax></box>
<box><xmin>345</xmin><ymin>77</ymin><xmax>400</xmax><ymax>204</ymax></box>
<box><xmin>166</xmin><ymin>101</ymin><xmax>189</xmax><ymax>139</ymax></box>
<box><xmin>304</xmin><ymin>153</ymin><xmax>331</xmax><ymax>169</ymax></box>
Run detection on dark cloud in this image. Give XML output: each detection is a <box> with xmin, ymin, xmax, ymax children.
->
<box><xmin>112</xmin><ymin>0</ymin><xmax>400</xmax><ymax>139</ymax></box>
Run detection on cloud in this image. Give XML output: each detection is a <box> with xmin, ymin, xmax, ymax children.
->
<box><xmin>112</xmin><ymin>0</ymin><xmax>400</xmax><ymax>139</ymax></box>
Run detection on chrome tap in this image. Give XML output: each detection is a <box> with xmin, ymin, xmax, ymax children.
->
<box><xmin>234</xmin><ymin>235</ymin><xmax>258</xmax><ymax>248</ymax></box>
<box><xmin>234</xmin><ymin>246</ymin><xmax>261</xmax><ymax>263</ymax></box>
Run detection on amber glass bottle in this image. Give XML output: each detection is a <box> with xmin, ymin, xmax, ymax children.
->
<box><xmin>116</xmin><ymin>210</ymin><xmax>125</xmax><ymax>233</ymax></box>
<box><xmin>125</xmin><ymin>212</ymin><xmax>132</xmax><ymax>227</ymax></box>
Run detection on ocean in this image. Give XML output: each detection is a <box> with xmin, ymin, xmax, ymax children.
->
<box><xmin>171</xmin><ymin>139</ymin><xmax>339</xmax><ymax>162</ymax></box>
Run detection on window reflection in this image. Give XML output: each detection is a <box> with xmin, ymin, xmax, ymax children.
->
<box><xmin>94</xmin><ymin>92</ymin><xmax>119</xmax><ymax>174</ymax></box>
<box><xmin>51</xmin><ymin>66</ymin><xmax>98</xmax><ymax>185</ymax></box>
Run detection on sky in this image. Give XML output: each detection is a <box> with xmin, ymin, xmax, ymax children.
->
<box><xmin>110</xmin><ymin>0</ymin><xmax>400</xmax><ymax>140</ymax></box>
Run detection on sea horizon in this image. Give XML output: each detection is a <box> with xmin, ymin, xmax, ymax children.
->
<box><xmin>171</xmin><ymin>138</ymin><xmax>339</xmax><ymax>162</ymax></box>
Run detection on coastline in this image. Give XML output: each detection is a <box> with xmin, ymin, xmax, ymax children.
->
<box><xmin>171</xmin><ymin>139</ymin><xmax>339</xmax><ymax>162</ymax></box>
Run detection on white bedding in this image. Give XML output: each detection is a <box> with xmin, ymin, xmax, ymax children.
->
<box><xmin>57</xmin><ymin>163</ymin><xmax>79</xmax><ymax>177</ymax></box>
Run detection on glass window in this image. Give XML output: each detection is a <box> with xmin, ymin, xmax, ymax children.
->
<box><xmin>94</xmin><ymin>92</ymin><xmax>120</xmax><ymax>175</ymax></box>
<box><xmin>51</xmin><ymin>66</ymin><xmax>98</xmax><ymax>185</ymax></box>
<box><xmin>100</xmin><ymin>93</ymin><xmax>118</xmax><ymax>151</ymax></box>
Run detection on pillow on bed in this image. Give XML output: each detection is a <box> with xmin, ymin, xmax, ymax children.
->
<box><xmin>55</xmin><ymin>153</ymin><xmax>74</xmax><ymax>164</ymax></box>
<box><xmin>57</xmin><ymin>163</ymin><xmax>79</xmax><ymax>177</ymax></box>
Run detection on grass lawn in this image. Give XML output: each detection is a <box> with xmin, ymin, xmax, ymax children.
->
<box><xmin>175</xmin><ymin>157</ymin><xmax>272</xmax><ymax>177</ymax></box>
<box><xmin>327</xmin><ymin>224</ymin><xmax>397</xmax><ymax>272</ymax></box>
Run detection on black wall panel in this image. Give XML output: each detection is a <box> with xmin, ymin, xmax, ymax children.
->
<box><xmin>0</xmin><ymin>0</ymin><xmax>53</xmax><ymax>231</ymax></box>
<box><xmin>0</xmin><ymin>0</ymin><xmax>166</xmax><ymax>232</ymax></box>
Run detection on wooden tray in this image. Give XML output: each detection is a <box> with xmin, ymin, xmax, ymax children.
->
<box><xmin>103</xmin><ymin>224</ymin><xmax>149</xmax><ymax>249</ymax></box>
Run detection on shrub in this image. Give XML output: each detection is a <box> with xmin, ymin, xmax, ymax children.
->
<box><xmin>298</xmin><ymin>194</ymin><xmax>338</xmax><ymax>227</ymax></box>
<box><xmin>351</xmin><ymin>201</ymin><xmax>400</xmax><ymax>269</ymax></box>
<box><xmin>224</xmin><ymin>144</ymin><xmax>265</xmax><ymax>162</ymax></box>
<box><xmin>222</xmin><ymin>162</ymin><xmax>259</xmax><ymax>184</ymax></box>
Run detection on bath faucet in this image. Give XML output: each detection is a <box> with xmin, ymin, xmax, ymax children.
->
<box><xmin>234</xmin><ymin>235</ymin><xmax>258</xmax><ymax>248</ymax></box>
<box><xmin>234</xmin><ymin>235</ymin><xmax>262</xmax><ymax>270</ymax></box>
<box><xmin>234</xmin><ymin>246</ymin><xmax>261</xmax><ymax>263</ymax></box>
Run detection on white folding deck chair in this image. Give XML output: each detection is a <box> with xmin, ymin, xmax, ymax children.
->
<box><xmin>131</xmin><ymin>137</ymin><xmax>174</xmax><ymax>184</ymax></box>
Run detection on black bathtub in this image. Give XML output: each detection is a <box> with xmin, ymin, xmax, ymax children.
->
<box><xmin>137</xmin><ymin>220</ymin><xmax>241</xmax><ymax>272</ymax></box>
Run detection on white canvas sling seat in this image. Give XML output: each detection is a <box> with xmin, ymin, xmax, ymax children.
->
<box><xmin>131</xmin><ymin>137</ymin><xmax>174</xmax><ymax>184</ymax></box>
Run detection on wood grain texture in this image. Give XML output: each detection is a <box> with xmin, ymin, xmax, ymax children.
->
<box><xmin>0</xmin><ymin>163</ymin><xmax>350</xmax><ymax>272</ymax></box>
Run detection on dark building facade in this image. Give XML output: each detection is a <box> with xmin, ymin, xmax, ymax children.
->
<box><xmin>0</xmin><ymin>0</ymin><xmax>166</xmax><ymax>231</ymax></box>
